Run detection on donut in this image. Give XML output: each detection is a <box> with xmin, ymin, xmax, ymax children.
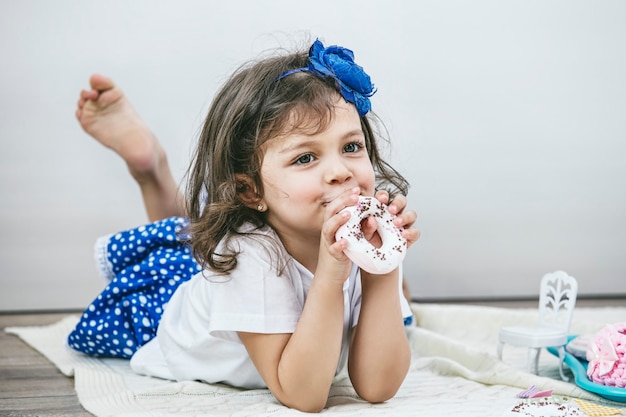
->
<box><xmin>335</xmin><ymin>196</ymin><xmax>407</xmax><ymax>274</ymax></box>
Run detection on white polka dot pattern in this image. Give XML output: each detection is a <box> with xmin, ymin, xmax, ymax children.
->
<box><xmin>67</xmin><ymin>217</ymin><xmax>201</xmax><ymax>358</ymax></box>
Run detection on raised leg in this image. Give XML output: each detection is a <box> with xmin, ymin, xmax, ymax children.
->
<box><xmin>76</xmin><ymin>74</ymin><xmax>184</xmax><ymax>221</ymax></box>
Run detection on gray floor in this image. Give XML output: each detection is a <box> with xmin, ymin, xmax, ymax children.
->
<box><xmin>1</xmin><ymin>312</ymin><xmax>91</xmax><ymax>417</ymax></box>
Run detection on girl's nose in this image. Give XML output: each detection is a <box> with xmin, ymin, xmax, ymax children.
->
<box><xmin>324</xmin><ymin>160</ymin><xmax>353</xmax><ymax>184</ymax></box>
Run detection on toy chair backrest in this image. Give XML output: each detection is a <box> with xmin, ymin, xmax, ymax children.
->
<box><xmin>537</xmin><ymin>271</ymin><xmax>578</xmax><ymax>331</ymax></box>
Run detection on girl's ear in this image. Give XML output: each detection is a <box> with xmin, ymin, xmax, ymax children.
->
<box><xmin>235</xmin><ymin>174</ymin><xmax>263</xmax><ymax>210</ymax></box>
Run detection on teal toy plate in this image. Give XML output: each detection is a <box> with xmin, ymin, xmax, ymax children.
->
<box><xmin>548</xmin><ymin>337</ymin><xmax>626</xmax><ymax>403</ymax></box>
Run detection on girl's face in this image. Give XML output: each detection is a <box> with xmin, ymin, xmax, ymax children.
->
<box><xmin>260</xmin><ymin>98</ymin><xmax>376</xmax><ymax>244</ymax></box>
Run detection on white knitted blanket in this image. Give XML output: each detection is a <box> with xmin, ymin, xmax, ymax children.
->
<box><xmin>6</xmin><ymin>304</ymin><xmax>626</xmax><ymax>416</ymax></box>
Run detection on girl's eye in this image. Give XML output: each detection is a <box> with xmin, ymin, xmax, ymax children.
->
<box><xmin>343</xmin><ymin>142</ymin><xmax>363</xmax><ymax>153</ymax></box>
<box><xmin>295</xmin><ymin>153</ymin><xmax>314</xmax><ymax>165</ymax></box>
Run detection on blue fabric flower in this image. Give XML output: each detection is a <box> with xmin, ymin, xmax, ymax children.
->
<box><xmin>307</xmin><ymin>39</ymin><xmax>376</xmax><ymax>116</ymax></box>
<box><xmin>278</xmin><ymin>39</ymin><xmax>376</xmax><ymax>116</ymax></box>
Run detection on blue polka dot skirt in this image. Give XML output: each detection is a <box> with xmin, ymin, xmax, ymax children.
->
<box><xmin>67</xmin><ymin>217</ymin><xmax>202</xmax><ymax>358</ymax></box>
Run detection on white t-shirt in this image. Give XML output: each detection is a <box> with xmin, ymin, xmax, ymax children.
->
<box><xmin>130</xmin><ymin>226</ymin><xmax>412</xmax><ymax>389</ymax></box>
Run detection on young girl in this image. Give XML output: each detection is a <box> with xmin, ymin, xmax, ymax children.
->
<box><xmin>69</xmin><ymin>39</ymin><xmax>419</xmax><ymax>412</ymax></box>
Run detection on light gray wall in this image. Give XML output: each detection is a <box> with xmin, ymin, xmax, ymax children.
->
<box><xmin>1</xmin><ymin>0</ymin><xmax>624</xmax><ymax>310</ymax></box>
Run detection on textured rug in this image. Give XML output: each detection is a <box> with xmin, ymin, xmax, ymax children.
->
<box><xmin>6</xmin><ymin>303</ymin><xmax>626</xmax><ymax>416</ymax></box>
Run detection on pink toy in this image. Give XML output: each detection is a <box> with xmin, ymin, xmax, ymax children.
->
<box><xmin>586</xmin><ymin>322</ymin><xmax>626</xmax><ymax>388</ymax></box>
<box><xmin>335</xmin><ymin>196</ymin><xmax>407</xmax><ymax>274</ymax></box>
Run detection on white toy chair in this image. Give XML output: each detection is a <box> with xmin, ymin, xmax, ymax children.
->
<box><xmin>497</xmin><ymin>271</ymin><xmax>578</xmax><ymax>381</ymax></box>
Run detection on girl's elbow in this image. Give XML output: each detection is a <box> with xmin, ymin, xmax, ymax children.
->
<box><xmin>354</xmin><ymin>383</ymin><xmax>400</xmax><ymax>404</ymax></box>
<box><xmin>273</xmin><ymin>387</ymin><xmax>329</xmax><ymax>413</ymax></box>
<box><xmin>295</xmin><ymin>402</ymin><xmax>327</xmax><ymax>414</ymax></box>
<box><xmin>280</xmin><ymin>396</ymin><xmax>327</xmax><ymax>413</ymax></box>
<box><xmin>351</xmin><ymin>363</ymin><xmax>409</xmax><ymax>404</ymax></box>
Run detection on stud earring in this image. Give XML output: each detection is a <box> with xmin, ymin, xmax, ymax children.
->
<box><xmin>257</xmin><ymin>203</ymin><xmax>264</xmax><ymax>212</ymax></box>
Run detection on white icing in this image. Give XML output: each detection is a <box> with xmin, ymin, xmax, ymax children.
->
<box><xmin>335</xmin><ymin>196</ymin><xmax>407</xmax><ymax>274</ymax></box>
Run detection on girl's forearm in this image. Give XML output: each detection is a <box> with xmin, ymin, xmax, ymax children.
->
<box><xmin>274</xmin><ymin>277</ymin><xmax>346</xmax><ymax>412</ymax></box>
<box><xmin>348</xmin><ymin>271</ymin><xmax>411</xmax><ymax>402</ymax></box>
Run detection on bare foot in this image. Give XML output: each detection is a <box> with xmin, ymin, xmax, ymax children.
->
<box><xmin>76</xmin><ymin>74</ymin><xmax>184</xmax><ymax>221</ymax></box>
<box><xmin>76</xmin><ymin>74</ymin><xmax>164</xmax><ymax>182</ymax></box>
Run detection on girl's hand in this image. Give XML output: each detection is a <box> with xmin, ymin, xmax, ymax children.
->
<box><xmin>317</xmin><ymin>187</ymin><xmax>362</xmax><ymax>282</ymax></box>
<box><xmin>361</xmin><ymin>191</ymin><xmax>420</xmax><ymax>249</ymax></box>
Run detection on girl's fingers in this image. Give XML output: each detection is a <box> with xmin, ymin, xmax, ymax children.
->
<box><xmin>387</xmin><ymin>194</ymin><xmax>407</xmax><ymax>216</ymax></box>
<box><xmin>323</xmin><ymin>187</ymin><xmax>360</xmax><ymax>221</ymax></box>
<box><xmin>360</xmin><ymin>216</ymin><xmax>380</xmax><ymax>244</ymax></box>
<box><xmin>321</xmin><ymin>189</ymin><xmax>360</xmax><ymax>248</ymax></box>
<box><xmin>322</xmin><ymin>209</ymin><xmax>350</xmax><ymax>242</ymax></box>
<box><xmin>382</xmin><ymin>194</ymin><xmax>420</xmax><ymax>247</ymax></box>
<box><xmin>374</xmin><ymin>190</ymin><xmax>390</xmax><ymax>205</ymax></box>
<box><xmin>402</xmin><ymin>227</ymin><xmax>421</xmax><ymax>247</ymax></box>
<box><xmin>393</xmin><ymin>209</ymin><xmax>417</xmax><ymax>229</ymax></box>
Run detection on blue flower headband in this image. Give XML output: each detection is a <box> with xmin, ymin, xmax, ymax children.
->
<box><xmin>277</xmin><ymin>39</ymin><xmax>376</xmax><ymax>116</ymax></box>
